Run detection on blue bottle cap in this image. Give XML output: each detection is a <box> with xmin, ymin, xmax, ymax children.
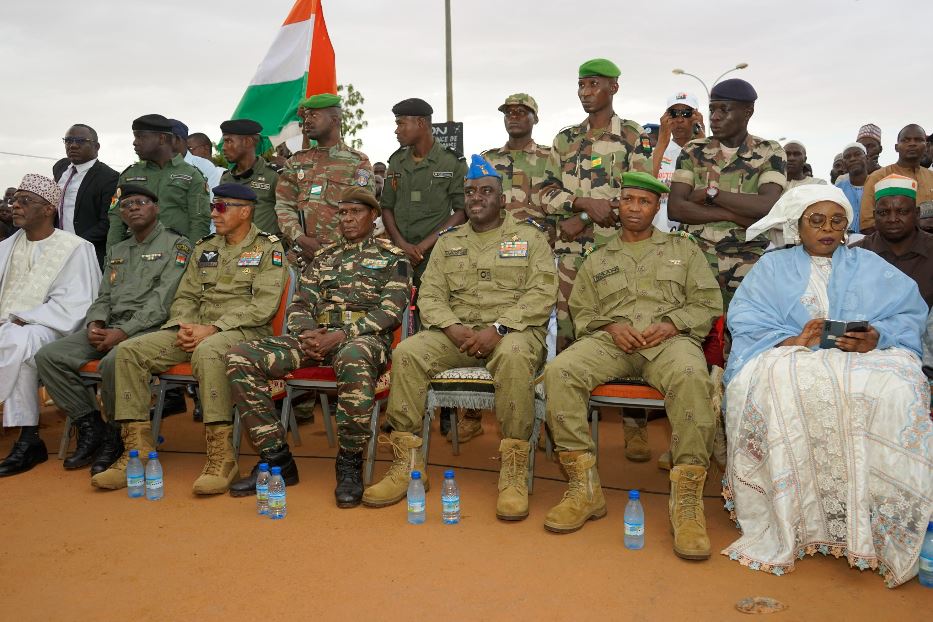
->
<box><xmin>411</xmin><ymin>470</ymin><xmax>421</xmax><ymax>480</ymax></box>
<box><xmin>148</xmin><ymin>451</ymin><xmax>158</xmax><ymax>459</ymax></box>
<box><xmin>928</xmin><ymin>521</ymin><xmax>933</xmax><ymax>532</ymax></box>
<box><xmin>129</xmin><ymin>449</ymin><xmax>139</xmax><ymax>458</ymax></box>
<box><xmin>444</xmin><ymin>469</ymin><xmax>454</xmax><ymax>479</ymax></box>
<box><xmin>270</xmin><ymin>466</ymin><xmax>282</xmax><ymax>475</ymax></box>
<box><xmin>629</xmin><ymin>489</ymin><xmax>640</xmax><ymax>500</ymax></box>
<box><xmin>258</xmin><ymin>462</ymin><xmax>269</xmax><ymax>471</ymax></box>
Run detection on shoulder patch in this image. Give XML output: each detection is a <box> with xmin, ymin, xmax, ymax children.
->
<box><xmin>173</xmin><ymin>239</ymin><xmax>192</xmax><ymax>255</ymax></box>
<box><xmin>373</xmin><ymin>236</ymin><xmax>405</xmax><ymax>256</ymax></box>
<box><xmin>437</xmin><ymin>225</ymin><xmax>461</xmax><ymax>237</ymax></box>
<box><xmin>673</xmin><ymin>230</ymin><xmax>699</xmax><ymax>244</ymax></box>
<box><xmin>195</xmin><ymin>233</ymin><xmax>216</xmax><ymax>245</ymax></box>
<box><xmin>582</xmin><ymin>242</ymin><xmax>597</xmax><ymax>258</ymax></box>
<box><xmin>521</xmin><ymin>217</ymin><xmax>547</xmax><ymax>232</ymax></box>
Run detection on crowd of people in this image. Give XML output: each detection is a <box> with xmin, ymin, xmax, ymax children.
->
<box><xmin>0</xmin><ymin>57</ymin><xmax>930</xmax><ymax>587</ymax></box>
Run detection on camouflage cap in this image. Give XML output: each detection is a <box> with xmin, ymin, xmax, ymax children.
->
<box><xmin>498</xmin><ymin>93</ymin><xmax>538</xmax><ymax>115</ymax></box>
<box><xmin>621</xmin><ymin>171</ymin><xmax>669</xmax><ymax>196</ymax></box>
<box><xmin>578</xmin><ymin>58</ymin><xmax>620</xmax><ymax>79</ymax></box>
<box><xmin>339</xmin><ymin>186</ymin><xmax>381</xmax><ymax>214</ymax></box>
<box><xmin>299</xmin><ymin>93</ymin><xmax>342</xmax><ymax>109</ymax></box>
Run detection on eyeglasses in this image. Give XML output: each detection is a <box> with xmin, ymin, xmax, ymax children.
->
<box><xmin>120</xmin><ymin>198</ymin><xmax>153</xmax><ymax>210</ymax></box>
<box><xmin>668</xmin><ymin>108</ymin><xmax>694</xmax><ymax>118</ymax></box>
<box><xmin>503</xmin><ymin>107</ymin><xmax>532</xmax><ymax>118</ymax></box>
<box><xmin>805</xmin><ymin>213</ymin><xmax>848</xmax><ymax>231</ymax></box>
<box><xmin>210</xmin><ymin>200</ymin><xmax>250</xmax><ymax>213</ymax></box>
<box><xmin>10</xmin><ymin>194</ymin><xmax>44</xmax><ymax>207</ymax></box>
<box><xmin>62</xmin><ymin>137</ymin><xmax>94</xmax><ymax>145</ymax></box>
<box><xmin>873</xmin><ymin>207</ymin><xmax>914</xmax><ymax>219</ymax></box>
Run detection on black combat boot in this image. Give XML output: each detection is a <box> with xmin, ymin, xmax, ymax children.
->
<box><xmin>228</xmin><ymin>444</ymin><xmax>299</xmax><ymax>497</ymax></box>
<box><xmin>90</xmin><ymin>421</ymin><xmax>124</xmax><ymax>475</ymax></box>
<box><xmin>334</xmin><ymin>448</ymin><xmax>364</xmax><ymax>508</ymax></box>
<box><xmin>63</xmin><ymin>411</ymin><xmax>105</xmax><ymax>470</ymax></box>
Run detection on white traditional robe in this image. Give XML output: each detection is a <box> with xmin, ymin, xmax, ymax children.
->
<box><xmin>0</xmin><ymin>229</ymin><xmax>100</xmax><ymax>426</ymax></box>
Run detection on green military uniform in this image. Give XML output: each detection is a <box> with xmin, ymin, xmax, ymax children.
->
<box><xmin>671</xmin><ymin>134</ymin><xmax>786</xmax><ymax>306</ymax></box>
<box><xmin>543</xmin><ymin>228</ymin><xmax>723</xmax><ymax>466</ymax></box>
<box><xmin>113</xmin><ymin>224</ymin><xmax>287</xmax><ymax>424</ymax></box>
<box><xmin>34</xmin><ymin>223</ymin><xmax>190</xmax><ymax>420</ymax></box>
<box><xmin>481</xmin><ymin>141</ymin><xmax>554</xmax><ymax>245</ymax></box>
<box><xmin>226</xmin><ymin>234</ymin><xmax>411</xmax><ymax>452</ymax></box>
<box><xmin>220</xmin><ymin>156</ymin><xmax>280</xmax><ymax>235</ymax></box>
<box><xmin>381</xmin><ymin>140</ymin><xmax>468</xmax><ymax>281</ymax></box>
<box><xmin>386</xmin><ymin>213</ymin><xmax>556</xmax><ymax>439</ymax></box>
<box><xmin>537</xmin><ymin>114</ymin><xmax>651</xmax><ymax>346</ymax></box>
<box><xmin>274</xmin><ymin>142</ymin><xmax>374</xmax><ymax>246</ymax></box>
<box><xmin>106</xmin><ymin>155</ymin><xmax>210</xmax><ymax>250</ymax></box>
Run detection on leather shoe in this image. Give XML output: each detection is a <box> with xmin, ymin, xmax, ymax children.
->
<box><xmin>63</xmin><ymin>411</ymin><xmax>105</xmax><ymax>470</ymax></box>
<box><xmin>229</xmin><ymin>444</ymin><xmax>299</xmax><ymax>497</ymax></box>
<box><xmin>334</xmin><ymin>448</ymin><xmax>363</xmax><ymax>508</ymax></box>
<box><xmin>90</xmin><ymin>422</ymin><xmax>124</xmax><ymax>475</ymax></box>
<box><xmin>0</xmin><ymin>438</ymin><xmax>48</xmax><ymax>477</ymax></box>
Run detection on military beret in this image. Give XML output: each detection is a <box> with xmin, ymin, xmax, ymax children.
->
<box><xmin>212</xmin><ymin>183</ymin><xmax>257</xmax><ymax>202</ymax></box>
<box><xmin>298</xmin><ymin>93</ymin><xmax>342</xmax><ymax>109</ymax></box>
<box><xmin>578</xmin><ymin>58</ymin><xmax>621</xmax><ymax>79</ymax></box>
<box><xmin>168</xmin><ymin>119</ymin><xmax>188</xmax><ymax>139</ymax></box>
<box><xmin>465</xmin><ymin>154</ymin><xmax>501</xmax><ymax>180</ymax></box>
<box><xmin>392</xmin><ymin>98</ymin><xmax>433</xmax><ymax>117</ymax></box>
<box><xmin>643</xmin><ymin>123</ymin><xmax>660</xmax><ymax>135</ymax></box>
<box><xmin>131</xmin><ymin>114</ymin><xmax>174</xmax><ymax>133</ymax></box>
<box><xmin>338</xmin><ymin>186</ymin><xmax>381</xmax><ymax>214</ymax></box>
<box><xmin>621</xmin><ymin>171</ymin><xmax>669</xmax><ymax>196</ymax></box>
<box><xmin>118</xmin><ymin>184</ymin><xmax>158</xmax><ymax>203</ymax></box>
<box><xmin>498</xmin><ymin>93</ymin><xmax>538</xmax><ymax>115</ymax></box>
<box><xmin>220</xmin><ymin>118</ymin><xmax>263</xmax><ymax>135</ymax></box>
<box><xmin>709</xmin><ymin>78</ymin><xmax>758</xmax><ymax>103</ymax></box>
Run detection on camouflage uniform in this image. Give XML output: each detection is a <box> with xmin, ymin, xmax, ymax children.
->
<box><xmin>226</xmin><ymin>234</ymin><xmax>411</xmax><ymax>452</ymax></box>
<box><xmin>274</xmin><ymin>142</ymin><xmax>374</xmax><ymax>246</ymax></box>
<box><xmin>537</xmin><ymin>114</ymin><xmax>651</xmax><ymax>346</ymax></box>
<box><xmin>481</xmin><ymin>141</ymin><xmax>554</xmax><ymax>246</ymax></box>
<box><xmin>671</xmin><ymin>134</ymin><xmax>786</xmax><ymax>307</ymax></box>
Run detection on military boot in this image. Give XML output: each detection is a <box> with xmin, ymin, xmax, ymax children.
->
<box><xmin>623</xmin><ymin>422</ymin><xmax>651</xmax><ymax>462</ymax></box>
<box><xmin>91</xmin><ymin>422</ymin><xmax>154</xmax><ymax>490</ymax></box>
<box><xmin>362</xmin><ymin>431</ymin><xmax>428</xmax><ymax>507</ymax></box>
<box><xmin>63</xmin><ymin>411</ymin><xmax>105</xmax><ymax>470</ymax></box>
<box><xmin>543</xmin><ymin>451</ymin><xmax>607</xmax><ymax>533</ymax></box>
<box><xmin>91</xmin><ymin>421</ymin><xmax>124</xmax><ymax>475</ymax></box>
<box><xmin>334</xmin><ymin>448</ymin><xmax>364</xmax><ymax>508</ymax></box>
<box><xmin>496</xmin><ymin>438</ymin><xmax>530</xmax><ymax>521</ymax></box>
<box><xmin>229</xmin><ymin>444</ymin><xmax>299</xmax><ymax>497</ymax></box>
<box><xmin>192</xmin><ymin>424</ymin><xmax>238</xmax><ymax>495</ymax></box>
<box><xmin>446</xmin><ymin>409</ymin><xmax>484</xmax><ymax>444</ymax></box>
<box><xmin>669</xmin><ymin>464</ymin><xmax>711</xmax><ymax>560</ymax></box>
<box><xmin>657</xmin><ymin>450</ymin><xmax>672</xmax><ymax>471</ymax></box>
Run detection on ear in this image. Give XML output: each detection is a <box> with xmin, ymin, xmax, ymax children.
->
<box><xmin>609</xmin><ymin>79</ymin><xmax>619</xmax><ymax>96</ymax></box>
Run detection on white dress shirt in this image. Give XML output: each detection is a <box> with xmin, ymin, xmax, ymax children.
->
<box><xmin>57</xmin><ymin>158</ymin><xmax>97</xmax><ymax>233</ymax></box>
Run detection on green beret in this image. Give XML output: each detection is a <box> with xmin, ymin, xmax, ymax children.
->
<box><xmin>578</xmin><ymin>58</ymin><xmax>620</xmax><ymax>79</ymax></box>
<box><xmin>621</xmin><ymin>171</ymin><xmax>669</xmax><ymax>196</ymax></box>
<box><xmin>299</xmin><ymin>93</ymin><xmax>342</xmax><ymax>110</ymax></box>
<box><xmin>339</xmin><ymin>186</ymin><xmax>381</xmax><ymax>215</ymax></box>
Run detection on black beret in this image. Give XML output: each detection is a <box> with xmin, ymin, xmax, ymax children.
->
<box><xmin>709</xmin><ymin>78</ymin><xmax>758</xmax><ymax>103</ymax></box>
<box><xmin>391</xmin><ymin>98</ymin><xmax>433</xmax><ymax>117</ymax></box>
<box><xmin>339</xmin><ymin>186</ymin><xmax>380</xmax><ymax>214</ymax></box>
<box><xmin>131</xmin><ymin>113</ymin><xmax>174</xmax><ymax>133</ymax></box>
<box><xmin>212</xmin><ymin>183</ymin><xmax>257</xmax><ymax>202</ymax></box>
<box><xmin>220</xmin><ymin>119</ymin><xmax>263</xmax><ymax>135</ymax></box>
<box><xmin>118</xmin><ymin>184</ymin><xmax>158</xmax><ymax>203</ymax></box>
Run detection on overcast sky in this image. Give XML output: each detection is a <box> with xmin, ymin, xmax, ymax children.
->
<box><xmin>1</xmin><ymin>0</ymin><xmax>930</xmax><ymax>188</ymax></box>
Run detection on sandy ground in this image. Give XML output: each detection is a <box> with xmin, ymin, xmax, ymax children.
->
<box><xmin>0</xmin><ymin>403</ymin><xmax>928</xmax><ymax>621</ymax></box>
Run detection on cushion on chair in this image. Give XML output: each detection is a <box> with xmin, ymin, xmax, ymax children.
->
<box><xmin>591</xmin><ymin>378</ymin><xmax>664</xmax><ymax>401</ymax></box>
<box><xmin>426</xmin><ymin>366</ymin><xmax>495</xmax><ymax>412</ymax></box>
<box><xmin>285</xmin><ymin>366</ymin><xmax>391</xmax><ymax>400</ymax></box>
<box><xmin>161</xmin><ymin>363</ymin><xmax>194</xmax><ymax>378</ymax></box>
<box><xmin>78</xmin><ymin>360</ymin><xmax>100</xmax><ymax>374</ymax></box>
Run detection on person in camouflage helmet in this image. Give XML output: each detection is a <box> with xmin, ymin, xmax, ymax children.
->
<box><xmin>226</xmin><ymin>186</ymin><xmax>411</xmax><ymax>508</ymax></box>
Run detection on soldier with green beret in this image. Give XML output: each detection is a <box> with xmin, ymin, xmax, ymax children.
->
<box><xmin>364</xmin><ymin>155</ymin><xmax>556</xmax><ymax>521</ymax></box>
<box><xmin>226</xmin><ymin>186</ymin><xmax>410</xmax><ymax>508</ymax></box>
<box><xmin>542</xmin><ymin>171</ymin><xmax>722</xmax><ymax>560</ymax></box>
<box><xmin>34</xmin><ymin>184</ymin><xmax>191</xmax><ymax>475</ymax></box>
<box><xmin>220</xmin><ymin>118</ymin><xmax>281</xmax><ymax>236</ymax></box>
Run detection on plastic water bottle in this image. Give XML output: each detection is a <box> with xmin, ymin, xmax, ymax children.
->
<box><xmin>255</xmin><ymin>463</ymin><xmax>271</xmax><ymax>516</ymax></box>
<box><xmin>268</xmin><ymin>466</ymin><xmax>286</xmax><ymax>520</ymax></box>
<box><xmin>145</xmin><ymin>451</ymin><xmax>164</xmax><ymax>501</ymax></box>
<box><xmin>920</xmin><ymin>521</ymin><xmax>933</xmax><ymax>587</ymax></box>
<box><xmin>441</xmin><ymin>469</ymin><xmax>460</xmax><ymax>524</ymax></box>
<box><xmin>624</xmin><ymin>489</ymin><xmax>645</xmax><ymax>549</ymax></box>
<box><xmin>407</xmin><ymin>470</ymin><xmax>426</xmax><ymax>524</ymax></box>
<box><xmin>126</xmin><ymin>449</ymin><xmax>144</xmax><ymax>498</ymax></box>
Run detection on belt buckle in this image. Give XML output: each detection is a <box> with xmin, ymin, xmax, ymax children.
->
<box><xmin>343</xmin><ymin>310</ymin><xmax>353</xmax><ymax>323</ymax></box>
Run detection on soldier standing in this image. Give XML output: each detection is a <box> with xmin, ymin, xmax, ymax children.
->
<box><xmin>35</xmin><ymin>186</ymin><xmax>190</xmax><ymax>475</ymax></box>
<box><xmin>92</xmin><ymin>184</ymin><xmax>287</xmax><ymax>494</ymax></box>
<box><xmin>226</xmin><ymin>187</ymin><xmax>410</xmax><ymax>507</ymax></box>
<box><xmin>220</xmin><ymin>118</ymin><xmax>280</xmax><ymax>235</ymax></box>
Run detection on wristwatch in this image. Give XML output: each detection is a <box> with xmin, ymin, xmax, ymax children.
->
<box><xmin>579</xmin><ymin>211</ymin><xmax>591</xmax><ymax>223</ymax></box>
<box><xmin>493</xmin><ymin>322</ymin><xmax>511</xmax><ymax>336</ymax></box>
<box><xmin>704</xmin><ymin>185</ymin><xmax>719</xmax><ymax>205</ymax></box>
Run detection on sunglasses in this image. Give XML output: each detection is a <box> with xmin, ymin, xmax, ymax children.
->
<box><xmin>668</xmin><ymin>108</ymin><xmax>694</xmax><ymax>118</ymax></box>
<box><xmin>62</xmin><ymin>137</ymin><xmax>94</xmax><ymax>145</ymax></box>
<box><xmin>805</xmin><ymin>213</ymin><xmax>848</xmax><ymax>231</ymax></box>
<box><xmin>210</xmin><ymin>200</ymin><xmax>249</xmax><ymax>213</ymax></box>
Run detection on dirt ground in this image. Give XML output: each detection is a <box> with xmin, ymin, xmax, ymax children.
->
<box><xmin>0</xmin><ymin>403</ymin><xmax>928</xmax><ymax>621</ymax></box>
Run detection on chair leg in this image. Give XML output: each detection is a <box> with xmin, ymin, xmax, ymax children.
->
<box><xmin>232</xmin><ymin>407</ymin><xmax>241</xmax><ymax>459</ymax></box>
<box><xmin>151</xmin><ymin>381</ymin><xmax>168</xmax><ymax>446</ymax></box>
<box><xmin>450</xmin><ymin>408</ymin><xmax>459</xmax><ymax>456</ymax></box>
<box><xmin>590</xmin><ymin>405</ymin><xmax>599</xmax><ymax>467</ymax></box>
<box><xmin>421</xmin><ymin>407</ymin><xmax>433</xmax><ymax>466</ymax></box>
<box><xmin>57</xmin><ymin>416</ymin><xmax>74</xmax><ymax>460</ymax></box>
<box><xmin>528</xmin><ymin>415</ymin><xmax>542</xmax><ymax>495</ymax></box>
<box><xmin>280</xmin><ymin>387</ymin><xmax>302</xmax><ymax>447</ymax></box>
<box><xmin>365</xmin><ymin>400</ymin><xmax>381</xmax><ymax>486</ymax></box>
<box><xmin>320</xmin><ymin>392</ymin><xmax>336</xmax><ymax>448</ymax></box>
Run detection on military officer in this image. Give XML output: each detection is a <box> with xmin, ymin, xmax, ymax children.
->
<box><xmin>275</xmin><ymin>93</ymin><xmax>375</xmax><ymax>259</ymax></box>
<box><xmin>35</xmin><ymin>185</ymin><xmax>190</xmax><ymax>475</ymax></box>
<box><xmin>92</xmin><ymin>183</ymin><xmax>287</xmax><ymax>494</ymax></box>
<box><xmin>543</xmin><ymin>172</ymin><xmax>722</xmax><ymax>561</ymax></box>
<box><xmin>106</xmin><ymin>114</ymin><xmax>210</xmax><ymax>250</ymax></box>
<box><xmin>667</xmin><ymin>78</ymin><xmax>787</xmax><ymax>309</ymax></box>
<box><xmin>220</xmin><ymin>118</ymin><xmax>280</xmax><ymax>235</ymax></box>
<box><xmin>226</xmin><ymin>187</ymin><xmax>410</xmax><ymax>507</ymax></box>
<box><xmin>364</xmin><ymin>155</ymin><xmax>557</xmax><ymax>521</ymax></box>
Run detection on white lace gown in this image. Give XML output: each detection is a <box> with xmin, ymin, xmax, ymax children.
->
<box><xmin>722</xmin><ymin>256</ymin><xmax>933</xmax><ymax>587</ymax></box>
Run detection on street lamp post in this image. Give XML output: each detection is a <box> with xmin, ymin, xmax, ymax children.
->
<box><xmin>671</xmin><ymin>63</ymin><xmax>749</xmax><ymax>99</ymax></box>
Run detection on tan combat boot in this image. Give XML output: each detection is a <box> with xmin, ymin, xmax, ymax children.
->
<box><xmin>362</xmin><ymin>431</ymin><xmax>428</xmax><ymax>507</ymax></box>
<box><xmin>446</xmin><ymin>409</ymin><xmax>484</xmax><ymax>444</ymax></box>
<box><xmin>669</xmin><ymin>464</ymin><xmax>711</xmax><ymax>560</ymax></box>
<box><xmin>192</xmin><ymin>424</ymin><xmax>238</xmax><ymax>495</ymax></box>
<box><xmin>496</xmin><ymin>438</ymin><xmax>530</xmax><ymax>521</ymax></box>
<box><xmin>544</xmin><ymin>451</ymin><xmax>607</xmax><ymax>533</ymax></box>
<box><xmin>624</xmin><ymin>421</ymin><xmax>651</xmax><ymax>462</ymax></box>
<box><xmin>91</xmin><ymin>422</ymin><xmax>154</xmax><ymax>490</ymax></box>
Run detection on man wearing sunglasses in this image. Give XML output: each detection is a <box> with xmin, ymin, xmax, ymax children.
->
<box><xmin>93</xmin><ymin>184</ymin><xmax>287</xmax><ymax>495</ymax></box>
<box><xmin>652</xmin><ymin>93</ymin><xmax>704</xmax><ymax>232</ymax></box>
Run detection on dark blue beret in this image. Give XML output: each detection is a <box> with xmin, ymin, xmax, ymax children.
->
<box><xmin>131</xmin><ymin>114</ymin><xmax>173</xmax><ymax>133</ymax></box>
<box><xmin>212</xmin><ymin>183</ymin><xmax>257</xmax><ymax>202</ymax></box>
<box><xmin>392</xmin><ymin>98</ymin><xmax>433</xmax><ymax>117</ymax></box>
<box><xmin>220</xmin><ymin>119</ymin><xmax>263</xmax><ymax>135</ymax></box>
<box><xmin>709</xmin><ymin>78</ymin><xmax>757</xmax><ymax>103</ymax></box>
<box><xmin>168</xmin><ymin>119</ymin><xmax>188</xmax><ymax>139</ymax></box>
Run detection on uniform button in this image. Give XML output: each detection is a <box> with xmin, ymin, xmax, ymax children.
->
<box><xmin>635</xmin><ymin>313</ymin><xmax>642</xmax><ymax>320</ymax></box>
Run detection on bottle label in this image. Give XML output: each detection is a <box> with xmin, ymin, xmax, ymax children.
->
<box><xmin>256</xmin><ymin>483</ymin><xmax>268</xmax><ymax>500</ymax></box>
<box><xmin>146</xmin><ymin>478</ymin><xmax>163</xmax><ymax>490</ymax></box>
<box><xmin>408</xmin><ymin>500</ymin><xmax>425</xmax><ymax>513</ymax></box>
<box><xmin>624</xmin><ymin>521</ymin><xmax>644</xmax><ymax>537</ymax></box>
<box><xmin>442</xmin><ymin>497</ymin><xmax>460</xmax><ymax>514</ymax></box>
<box><xmin>920</xmin><ymin>556</ymin><xmax>933</xmax><ymax>573</ymax></box>
<box><xmin>127</xmin><ymin>475</ymin><xmax>144</xmax><ymax>487</ymax></box>
<box><xmin>268</xmin><ymin>492</ymin><xmax>286</xmax><ymax>509</ymax></box>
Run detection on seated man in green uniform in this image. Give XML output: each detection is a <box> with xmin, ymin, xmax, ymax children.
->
<box><xmin>542</xmin><ymin>172</ymin><xmax>722</xmax><ymax>560</ymax></box>
<box><xmin>35</xmin><ymin>185</ymin><xmax>190</xmax><ymax>475</ymax></box>
<box><xmin>225</xmin><ymin>187</ymin><xmax>411</xmax><ymax>508</ymax></box>
<box><xmin>92</xmin><ymin>184</ymin><xmax>287</xmax><ymax>495</ymax></box>
<box><xmin>363</xmin><ymin>155</ymin><xmax>557</xmax><ymax>521</ymax></box>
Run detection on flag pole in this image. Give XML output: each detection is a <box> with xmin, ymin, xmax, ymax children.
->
<box><xmin>445</xmin><ymin>0</ymin><xmax>453</xmax><ymax>122</ymax></box>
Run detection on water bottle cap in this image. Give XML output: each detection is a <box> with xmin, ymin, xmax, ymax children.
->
<box><xmin>148</xmin><ymin>451</ymin><xmax>158</xmax><ymax>459</ymax></box>
<box><xmin>128</xmin><ymin>449</ymin><xmax>139</xmax><ymax>458</ymax></box>
<box><xmin>411</xmin><ymin>470</ymin><xmax>421</xmax><ymax>480</ymax></box>
<box><xmin>258</xmin><ymin>463</ymin><xmax>269</xmax><ymax>471</ymax></box>
<box><xmin>270</xmin><ymin>466</ymin><xmax>282</xmax><ymax>475</ymax></box>
<box><xmin>928</xmin><ymin>521</ymin><xmax>933</xmax><ymax>532</ymax></box>
<box><xmin>628</xmin><ymin>489</ymin><xmax>640</xmax><ymax>500</ymax></box>
<box><xmin>444</xmin><ymin>469</ymin><xmax>454</xmax><ymax>479</ymax></box>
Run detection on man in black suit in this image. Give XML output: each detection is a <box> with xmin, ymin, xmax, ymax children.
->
<box><xmin>53</xmin><ymin>124</ymin><xmax>119</xmax><ymax>267</ymax></box>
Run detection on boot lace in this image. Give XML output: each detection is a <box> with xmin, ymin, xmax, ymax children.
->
<box><xmin>377</xmin><ymin>434</ymin><xmax>414</xmax><ymax>482</ymax></box>
<box><xmin>676</xmin><ymin>474</ymin><xmax>701</xmax><ymax>522</ymax></box>
<box><xmin>559</xmin><ymin>461</ymin><xmax>589</xmax><ymax>503</ymax></box>
<box><xmin>500</xmin><ymin>444</ymin><xmax>526</xmax><ymax>491</ymax></box>
<box><xmin>202</xmin><ymin>431</ymin><xmax>226</xmax><ymax>476</ymax></box>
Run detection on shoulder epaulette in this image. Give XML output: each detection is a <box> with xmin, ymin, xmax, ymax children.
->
<box><xmin>313</xmin><ymin>241</ymin><xmax>340</xmax><ymax>258</ymax></box>
<box><xmin>521</xmin><ymin>217</ymin><xmax>547</xmax><ymax>232</ymax></box>
<box><xmin>437</xmin><ymin>225</ymin><xmax>461</xmax><ymax>237</ymax></box>
<box><xmin>672</xmin><ymin>230</ymin><xmax>699</xmax><ymax>244</ymax></box>
<box><xmin>444</xmin><ymin>146</ymin><xmax>466</xmax><ymax>161</ymax></box>
<box><xmin>167</xmin><ymin>227</ymin><xmax>185</xmax><ymax>237</ymax></box>
<box><xmin>582</xmin><ymin>242</ymin><xmax>597</xmax><ymax>258</ymax></box>
<box><xmin>195</xmin><ymin>233</ymin><xmax>216</xmax><ymax>245</ymax></box>
<box><xmin>388</xmin><ymin>146</ymin><xmax>409</xmax><ymax>161</ymax></box>
<box><xmin>256</xmin><ymin>231</ymin><xmax>281</xmax><ymax>244</ymax></box>
<box><xmin>373</xmin><ymin>237</ymin><xmax>405</xmax><ymax>256</ymax></box>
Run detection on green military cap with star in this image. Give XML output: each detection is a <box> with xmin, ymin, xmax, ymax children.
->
<box><xmin>578</xmin><ymin>58</ymin><xmax>621</xmax><ymax>78</ymax></box>
<box><xmin>299</xmin><ymin>93</ymin><xmax>342</xmax><ymax>109</ymax></box>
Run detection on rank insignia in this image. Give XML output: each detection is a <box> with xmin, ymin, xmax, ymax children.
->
<box><xmin>498</xmin><ymin>240</ymin><xmax>528</xmax><ymax>258</ymax></box>
<box><xmin>297</xmin><ymin>169</ymin><xmax>305</xmax><ymax>180</ymax></box>
<box><xmin>109</xmin><ymin>258</ymin><xmax>125</xmax><ymax>265</ymax></box>
<box><xmin>272</xmin><ymin>250</ymin><xmax>283</xmax><ymax>266</ymax></box>
<box><xmin>198</xmin><ymin>250</ymin><xmax>219</xmax><ymax>267</ymax></box>
<box><xmin>169</xmin><ymin>173</ymin><xmax>192</xmax><ymax>182</ymax></box>
<box><xmin>361</xmin><ymin>257</ymin><xmax>389</xmax><ymax>269</ymax></box>
<box><xmin>237</xmin><ymin>251</ymin><xmax>263</xmax><ymax>267</ymax></box>
<box><xmin>141</xmin><ymin>253</ymin><xmax>163</xmax><ymax>261</ymax></box>
<box><xmin>668</xmin><ymin>259</ymin><xmax>683</xmax><ymax>266</ymax></box>
<box><xmin>444</xmin><ymin>247</ymin><xmax>468</xmax><ymax>257</ymax></box>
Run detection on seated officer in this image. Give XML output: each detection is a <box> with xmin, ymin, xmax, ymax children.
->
<box><xmin>225</xmin><ymin>187</ymin><xmax>410</xmax><ymax>507</ymax></box>
<box><xmin>92</xmin><ymin>184</ymin><xmax>287</xmax><ymax>494</ymax></box>
<box><xmin>542</xmin><ymin>172</ymin><xmax>722</xmax><ymax>560</ymax></box>
<box><xmin>363</xmin><ymin>155</ymin><xmax>557</xmax><ymax>520</ymax></box>
<box><xmin>35</xmin><ymin>185</ymin><xmax>190</xmax><ymax>475</ymax></box>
